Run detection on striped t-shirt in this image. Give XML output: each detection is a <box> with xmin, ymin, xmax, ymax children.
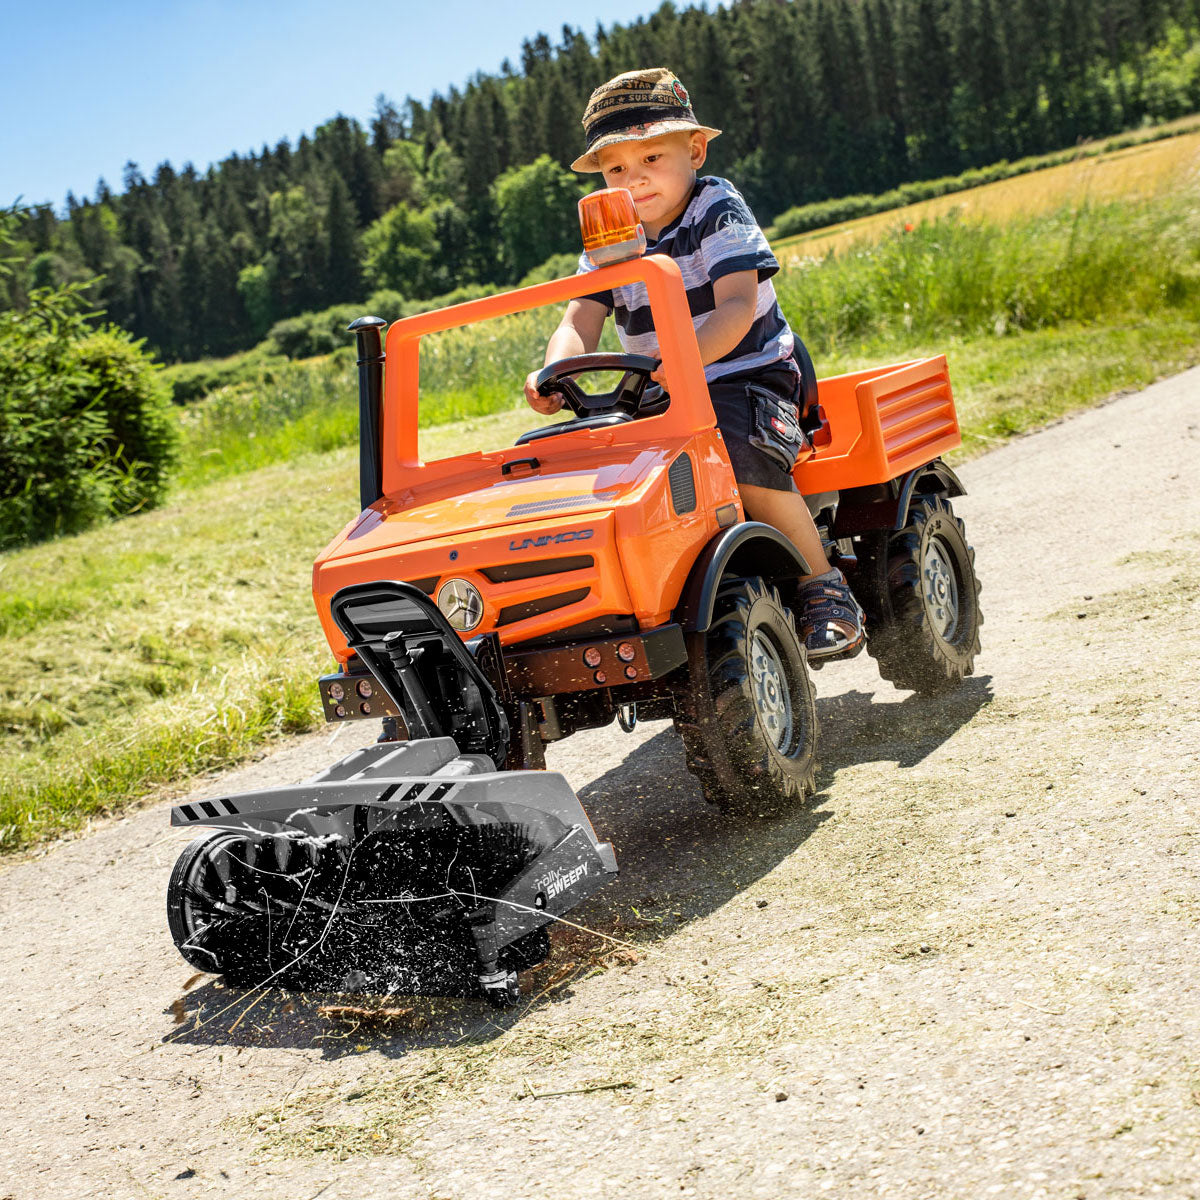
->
<box><xmin>578</xmin><ymin>175</ymin><xmax>796</xmax><ymax>384</ymax></box>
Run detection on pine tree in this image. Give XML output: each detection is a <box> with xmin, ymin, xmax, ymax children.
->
<box><xmin>896</xmin><ymin>0</ymin><xmax>957</xmax><ymax>175</ymax></box>
<box><xmin>326</xmin><ymin>175</ymin><xmax>362</xmax><ymax>303</ymax></box>
<box><xmin>371</xmin><ymin>94</ymin><xmax>404</xmax><ymax>155</ymax></box>
<box><xmin>864</xmin><ymin>0</ymin><xmax>910</xmax><ymax>184</ymax></box>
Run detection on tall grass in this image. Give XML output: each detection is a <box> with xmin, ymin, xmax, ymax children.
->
<box><xmin>776</xmin><ymin>192</ymin><xmax>1200</xmax><ymax>354</ymax></box>
<box><xmin>174</xmin><ymin>306</ymin><xmax>577</xmax><ymax>487</ymax></box>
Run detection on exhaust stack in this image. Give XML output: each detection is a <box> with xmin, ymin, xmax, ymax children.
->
<box><xmin>348</xmin><ymin>315</ymin><xmax>387</xmax><ymax>511</ymax></box>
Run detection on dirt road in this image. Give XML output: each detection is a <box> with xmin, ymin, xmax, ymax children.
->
<box><xmin>2</xmin><ymin>367</ymin><xmax>1198</xmax><ymax>1200</ymax></box>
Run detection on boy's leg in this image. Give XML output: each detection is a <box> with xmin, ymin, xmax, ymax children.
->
<box><xmin>740</xmin><ymin>483</ymin><xmax>864</xmax><ymax>658</ymax></box>
<box><xmin>739</xmin><ymin>483</ymin><xmax>830</xmax><ymax>580</ymax></box>
<box><xmin>710</xmin><ymin>367</ymin><xmax>864</xmax><ymax>657</ymax></box>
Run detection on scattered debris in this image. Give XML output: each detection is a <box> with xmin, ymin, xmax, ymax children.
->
<box><xmin>318</xmin><ymin>1004</ymin><xmax>424</xmax><ymax>1032</ymax></box>
<box><xmin>522</xmin><ymin>1079</ymin><xmax>634</xmax><ymax>1101</ymax></box>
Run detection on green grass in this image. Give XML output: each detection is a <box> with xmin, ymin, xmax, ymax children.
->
<box><xmin>3</xmin><ymin>187</ymin><xmax>1199</xmax><ymax>854</ymax></box>
<box><xmin>774</xmin><ymin>193</ymin><xmax>1200</xmax><ymax>352</ymax></box>
<box><xmin>174</xmin><ymin>307</ymin><xmax>576</xmax><ymax>488</ymax></box>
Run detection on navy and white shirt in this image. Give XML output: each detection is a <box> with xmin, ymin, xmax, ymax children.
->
<box><xmin>578</xmin><ymin>175</ymin><xmax>796</xmax><ymax>384</ymax></box>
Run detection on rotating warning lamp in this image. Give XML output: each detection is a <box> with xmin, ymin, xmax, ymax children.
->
<box><xmin>578</xmin><ymin>188</ymin><xmax>647</xmax><ymax>266</ymax></box>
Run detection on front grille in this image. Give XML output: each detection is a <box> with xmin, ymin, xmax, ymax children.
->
<box><xmin>496</xmin><ymin>588</ymin><xmax>590</xmax><ymax>627</ymax></box>
<box><xmin>480</xmin><ymin>555</ymin><xmax>594</xmax><ymax>583</ymax></box>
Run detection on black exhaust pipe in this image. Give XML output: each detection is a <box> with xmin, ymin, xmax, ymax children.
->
<box><xmin>348</xmin><ymin>315</ymin><xmax>388</xmax><ymax>511</ymax></box>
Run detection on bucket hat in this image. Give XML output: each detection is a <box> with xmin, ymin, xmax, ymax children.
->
<box><xmin>570</xmin><ymin>67</ymin><xmax>722</xmax><ymax>173</ymax></box>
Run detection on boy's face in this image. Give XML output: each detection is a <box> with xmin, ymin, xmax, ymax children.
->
<box><xmin>595</xmin><ymin>131</ymin><xmax>708</xmax><ymax>236</ymax></box>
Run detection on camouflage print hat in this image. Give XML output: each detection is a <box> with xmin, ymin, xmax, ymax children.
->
<box><xmin>570</xmin><ymin>67</ymin><xmax>722</xmax><ymax>173</ymax></box>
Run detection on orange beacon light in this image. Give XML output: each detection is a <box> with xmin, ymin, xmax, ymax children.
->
<box><xmin>578</xmin><ymin>188</ymin><xmax>647</xmax><ymax>266</ymax></box>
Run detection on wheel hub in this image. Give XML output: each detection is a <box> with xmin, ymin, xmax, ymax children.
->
<box><xmin>923</xmin><ymin>536</ymin><xmax>960</xmax><ymax>639</ymax></box>
<box><xmin>750</xmin><ymin>631</ymin><xmax>792</xmax><ymax>750</ymax></box>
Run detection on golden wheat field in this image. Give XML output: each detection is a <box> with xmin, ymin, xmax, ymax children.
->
<box><xmin>776</xmin><ymin>125</ymin><xmax>1200</xmax><ymax>262</ymax></box>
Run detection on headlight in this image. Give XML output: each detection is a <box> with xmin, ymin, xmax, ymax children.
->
<box><xmin>437</xmin><ymin>578</ymin><xmax>484</xmax><ymax>632</ymax></box>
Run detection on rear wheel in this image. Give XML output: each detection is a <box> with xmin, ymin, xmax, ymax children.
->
<box><xmin>674</xmin><ymin>577</ymin><xmax>818</xmax><ymax>816</ymax></box>
<box><xmin>855</xmin><ymin>495</ymin><xmax>982</xmax><ymax>695</ymax></box>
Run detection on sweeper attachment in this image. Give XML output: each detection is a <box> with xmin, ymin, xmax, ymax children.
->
<box><xmin>166</xmin><ymin>584</ymin><xmax>616</xmax><ymax>1007</ymax></box>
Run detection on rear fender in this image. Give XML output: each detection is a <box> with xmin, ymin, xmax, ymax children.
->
<box><xmin>675</xmin><ymin>522</ymin><xmax>809</xmax><ymax>634</ymax></box>
<box><xmin>832</xmin><ymin>459</ymin><xmax>966</xmax><ymax>537</ymax></box>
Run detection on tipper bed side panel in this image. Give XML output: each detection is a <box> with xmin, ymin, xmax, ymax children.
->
<box><xmin>794</xmin><ymin>356</ymin><xmax>959</xmax><ymax>493</ymax></box>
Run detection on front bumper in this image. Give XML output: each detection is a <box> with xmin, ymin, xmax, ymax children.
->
<box><xmin>319</xmin><ymin>622</ymin><xmax>687</xmax><ymax>725</ymax></box>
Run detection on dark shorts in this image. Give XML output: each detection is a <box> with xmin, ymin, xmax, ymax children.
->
<box><xmin>709</xmin><ymin>362</ymin><xmax>808</xmax><ymax>493</ymax></box>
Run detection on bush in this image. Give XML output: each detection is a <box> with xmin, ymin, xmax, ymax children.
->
<box><xmin>265</xmin><ymin>304</ymin><xmax>363</xmax><ymax>359</ymax></box>
<box><xmin>396</xmin><ymin>282</ymin><xmax>501</xmax><ymax>318</ymax></box>
<box><xmin>160</xmin><ymin>348</ymin><xmax>288</xmax><ymax>403</ymax></box>
<box><xmin>0</xmin><ymin>283</ymin><xmax>178</xmax><ymax>549</ymax></box>
<box><xmin>519</xmin><ymin>252</ymin><xmax>580</xmax><ymax>286</ymax></box>
<box><xmin>71</xmin><ymin>330</ymin><xmax>177</xmax><ymax>514</ymax></box>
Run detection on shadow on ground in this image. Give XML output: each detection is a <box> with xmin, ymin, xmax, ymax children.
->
<box><xmin>163</xmin><ymin>673</ymin><xmax>991</xmax><ymax>1057</ymax></box>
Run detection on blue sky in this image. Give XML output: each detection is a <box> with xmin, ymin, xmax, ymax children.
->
<box><xmin>1</xmin><ymin>0</ymin><xmax>671</xmax><ymax>210</ymax></box>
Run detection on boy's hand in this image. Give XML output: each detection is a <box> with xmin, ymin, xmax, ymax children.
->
<box><xmin>524</xmin><ymin>370</ymin><xmax>565</xmax><ymax>415</ymax></box>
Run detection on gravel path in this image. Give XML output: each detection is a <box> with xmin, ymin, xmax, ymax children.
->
<box><xmin>2</xmin><ymin>367</ymin><xmax>1198</xmax><ymax>1200</ymax></box>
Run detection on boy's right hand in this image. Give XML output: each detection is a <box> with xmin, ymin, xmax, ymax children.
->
<box><xmin>524</xmin><ymin>369</ymin><xmax>565</xmax><ymax>415</ymax></box>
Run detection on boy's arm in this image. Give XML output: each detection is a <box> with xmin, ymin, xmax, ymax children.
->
<box><xmin>691</xmin><ymin>270</ymin><xmax>759</xmax><ymax>368</ymax></box>
<box><xmin>524</xmin><ymin>298</ymin><xmax>608</xmax><ymax>413</ymax></box>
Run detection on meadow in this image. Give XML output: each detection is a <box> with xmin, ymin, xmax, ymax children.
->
<box><xmin>2</xmin><ymin>160</ymin><xmax>1199</xmax><ymax>853</ymax></box>
<box><xmin>773</xmin><ymin>125</ymin><xmax>1200</xmax><ymax>260</ymax></box>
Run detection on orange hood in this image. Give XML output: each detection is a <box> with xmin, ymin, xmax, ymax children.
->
<box><xmin>318</xmin><ymin>445</ymin><xmax>670</xmax><ymax>563</ymax></box>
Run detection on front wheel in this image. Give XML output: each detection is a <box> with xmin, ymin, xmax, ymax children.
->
<box><xmin>854</xmin><ymin>495</ymin><xmax>982</xmax><ymax>695</ymax></box>
<box><xmin>674</xmin><ymin>577</ymin><xmax>818</xmax><ymax>817</ymax></box>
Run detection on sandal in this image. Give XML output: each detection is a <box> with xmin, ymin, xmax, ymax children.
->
<box><xmin>795</xmin><ymin>570</ymin><xmax>865</xmax><ymax>660</ymax></box>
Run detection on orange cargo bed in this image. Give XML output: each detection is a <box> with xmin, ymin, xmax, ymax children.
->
<box><xmin>794</xmin><ymin>355</ymin><xmax>959</xmax><ymax>494</ymax></box>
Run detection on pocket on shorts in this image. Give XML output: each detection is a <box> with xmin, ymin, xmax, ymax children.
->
<box><xmin>746</xmin><ymin>382</ymin><xmax>808</xmax><ymax>473</ymax></box>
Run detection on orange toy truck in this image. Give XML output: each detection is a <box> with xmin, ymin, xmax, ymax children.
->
<box><xmin>313</xmin><ymin>249</ymin><xmax>980</xmax><ymax>805</ymax></box>
<box><xmin>165</xmin><ymin>218</ymin><xmax>981</xmax><ymax>1007</ymax></box>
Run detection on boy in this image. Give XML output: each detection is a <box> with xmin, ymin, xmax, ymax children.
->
<box><xmin>524</xmin><ymin>67</ymin><xmax>864</xmax><ymax>657</ymax></box>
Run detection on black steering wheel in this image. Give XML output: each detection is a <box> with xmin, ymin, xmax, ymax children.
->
<box><xmin>536</xmin><ymin>353</ymin><xmax>664</xmax><ymax>417</ymax></box>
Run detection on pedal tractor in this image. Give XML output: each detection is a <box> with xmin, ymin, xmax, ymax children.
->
<box><xmin>165</xmin><ymin>190</ymin><xmax>981</xmax><ymax>1006</ymax></box>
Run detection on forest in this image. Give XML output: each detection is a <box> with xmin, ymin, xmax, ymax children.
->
<box><xmin>4</xmin><ymin>0</ymin><xmax>1200</xmax><ymax>362</ymax></box>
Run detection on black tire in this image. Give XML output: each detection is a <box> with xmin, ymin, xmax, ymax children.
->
<box><xmin>854</xmin><ymin>495</ymin><xmax>982</xmax><ymax>696</ymax></box>
<box><xmin>674</xmin><ymin>577</ymin><xmax>818</xmax><ymax>816</ymax></box>
<box><xmin>483</xmin><ymin>971</ymin><xmax>522</xmax><ymax>1009</ymax></box>
<box><xmin>166</xmin><ymin>829</ymin><xmax>322</xmax><ymax>985</ymax></box>
<box><xmin>166</xmin><ymin>831</ymin><xmax>245</xmax><ymax>975</ymax></box>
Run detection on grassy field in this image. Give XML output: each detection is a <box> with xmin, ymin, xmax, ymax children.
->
<box><xmin>2</xmin><ymin>172</ymin><xmax>1199</xmax><ymax>853</ymax></box>
<box><xmin>775</xmin><ymin>126</ymin><xmax>1200</xmax><ymax>262</ymax></box>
